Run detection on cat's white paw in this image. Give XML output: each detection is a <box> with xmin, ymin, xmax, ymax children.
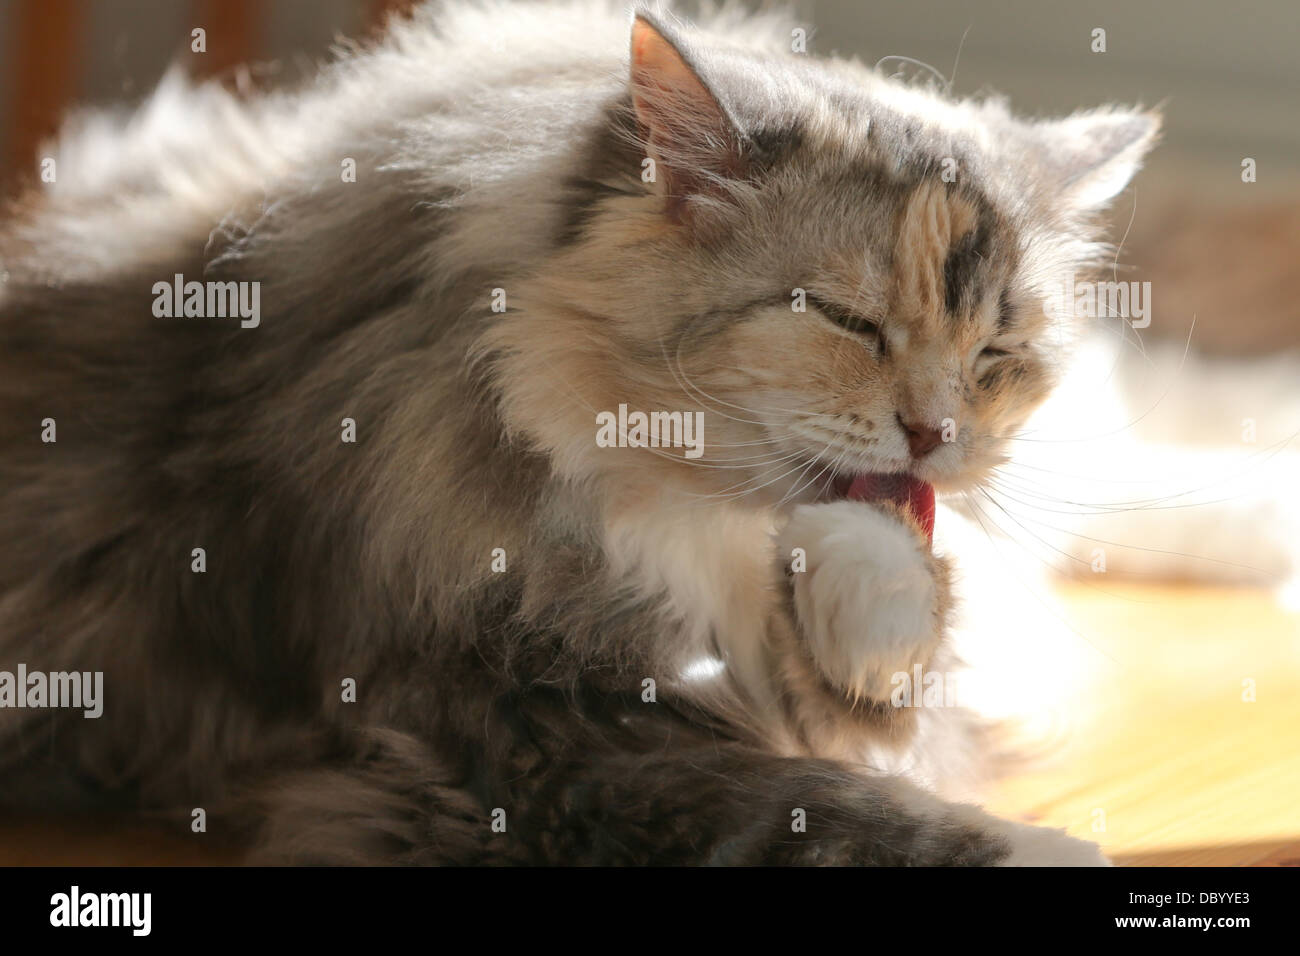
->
<box><xmin>994</xmin><ymin>819</ymin><xmax>1111</xmax><ymax>867</ymax></box>
<box><xmin>778</xmin><ymin>500</ymin><xmax>942</xmax><ymax>701</ymax></box>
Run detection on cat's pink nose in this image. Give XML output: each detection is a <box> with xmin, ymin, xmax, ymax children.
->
<box><xmin>899</xmin><ymin>416</ymin><xmax>943</xmax><ymax>458</ymax></box>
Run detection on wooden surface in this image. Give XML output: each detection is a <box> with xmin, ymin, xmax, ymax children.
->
<box><xmin>986</xmin><ymin>582</ymin><xmax>1300</xmax><ymax>867</ymax></box>
<box><xmin>0</xmin><ymin>581</ymin><xmax>1295</xmax><ymax>866</ymax></box>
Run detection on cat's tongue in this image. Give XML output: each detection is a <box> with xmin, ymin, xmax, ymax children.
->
<box><xmin>843</xmin><ymin>473</ymin><xmax>936</xmax><ymax>543</ymax></box>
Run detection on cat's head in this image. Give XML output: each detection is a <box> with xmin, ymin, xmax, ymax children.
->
<box><xmin>489</xmin><ymin>9</ymin><xmax>1158</xmax><ymax>514</ymax></box>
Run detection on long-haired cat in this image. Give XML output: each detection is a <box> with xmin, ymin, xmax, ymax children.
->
<box><xmin>0</xmin><ymin>1</ymin><xmax>1163</xmax><ymax>864</ymax></box>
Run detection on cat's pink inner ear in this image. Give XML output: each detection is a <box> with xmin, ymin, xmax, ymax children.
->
<box><xmin>630</xmin><ymin>17</ymin><xmax>717</xmax><ymax>124</ymax></box>
<box><xmin>629</xmin><ymin>15</ymin><xmax>740</xmax><ymax>215</ymax></box>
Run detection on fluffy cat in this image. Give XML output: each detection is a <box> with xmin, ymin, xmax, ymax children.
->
<box><xmin>0</xmin><ymin>0</ymin><xmax>1165</xmax><ymax>864</ymax></box>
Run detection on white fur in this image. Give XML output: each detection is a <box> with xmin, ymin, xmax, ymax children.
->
<box><xmin>779</xmin><ymin>501</ymin><xmax>939</xmax><ymax>700</ymax></box>
<box><xmin>993</xmin><ymin>820</ymin><xmax>1111</xmax><ymax>867</ymax></box>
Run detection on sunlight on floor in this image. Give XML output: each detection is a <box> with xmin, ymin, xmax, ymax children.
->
<box><xmin>985</xmin><ymin>581</ymin><xmax>1300</xmax><ymax>866</ymax></box>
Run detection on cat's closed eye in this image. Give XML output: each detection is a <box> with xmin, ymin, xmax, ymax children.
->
<box><xmin>809</xmin><ymin>295</ymin><xmax>885</xmax><ymax>350</ymax></box>
<box><xmin>981</xmin><ymin>292</ymin><xmax>1020</xmax><ymax>360</ymax></box>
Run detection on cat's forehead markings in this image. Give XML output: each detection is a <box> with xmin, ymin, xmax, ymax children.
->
<box><xmin>941</xmin><ymin>214</ymin><xmax>994</xmax><ymax>321</ymax></box>
<box><xmin>892</xmin><ymin>181</ymin><xmax>985</xmax><ymax>327</ymax></box>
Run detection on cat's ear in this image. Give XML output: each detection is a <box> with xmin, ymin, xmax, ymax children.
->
<box><xmin>1032</xmin><ymin>108</ymin><xmax>1161</xmax><ymax>211</ymax></box>
<box><xmin>629</xmin><ymin>12</ymin><xmax>746</xmax><ymax>222</ymax></box>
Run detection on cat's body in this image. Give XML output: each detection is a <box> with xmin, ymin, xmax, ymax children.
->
<box><xmin>0</xmin><ymin>1</ymin><xmax>1185</xmax><ymax>863</ymax></box>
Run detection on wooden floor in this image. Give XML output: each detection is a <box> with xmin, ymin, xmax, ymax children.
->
<box><xmin>986</xmin><ymin>582</ymin><xmax>1300</xmax><ymax>867</ymax></box>
<box><xmin>1</xmin><ymin>581</ymin><xmax>1296</xmax><ymax>866</ymax></box>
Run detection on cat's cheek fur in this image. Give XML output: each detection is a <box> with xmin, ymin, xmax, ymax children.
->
<box><xmin>779</xmin><ymin>500</ymin><xmax>950</xmax><ymax>701</ymax></box>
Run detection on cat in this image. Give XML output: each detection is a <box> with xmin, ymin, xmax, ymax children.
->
<box><xmin>0</xmin><ymin>0</ymin><xmax>1166</xmax><ymax>864</ymax></box>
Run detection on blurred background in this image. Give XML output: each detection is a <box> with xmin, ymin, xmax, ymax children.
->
<box><xmin>0</xmin><ymin>0</ymin><xmax>1296</xmax><ymax>866</ymax></box>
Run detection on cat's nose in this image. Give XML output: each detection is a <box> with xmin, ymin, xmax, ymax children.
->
<box><xmin>898</xmin><ymin>415</ymin><xmax>943</xmax><ymax>458</ymax></box>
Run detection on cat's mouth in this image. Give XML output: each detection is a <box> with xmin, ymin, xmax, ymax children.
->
<box><xmin>826</xmin><ymin>472</ymin><xmax>936</xmax><ymax>543</ymax></box>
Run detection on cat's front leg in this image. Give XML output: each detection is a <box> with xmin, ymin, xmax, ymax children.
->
<box><xmin>778</xmin><ymin>500</ymin><xmax>951</xmax><ymax>702</ymax></box>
